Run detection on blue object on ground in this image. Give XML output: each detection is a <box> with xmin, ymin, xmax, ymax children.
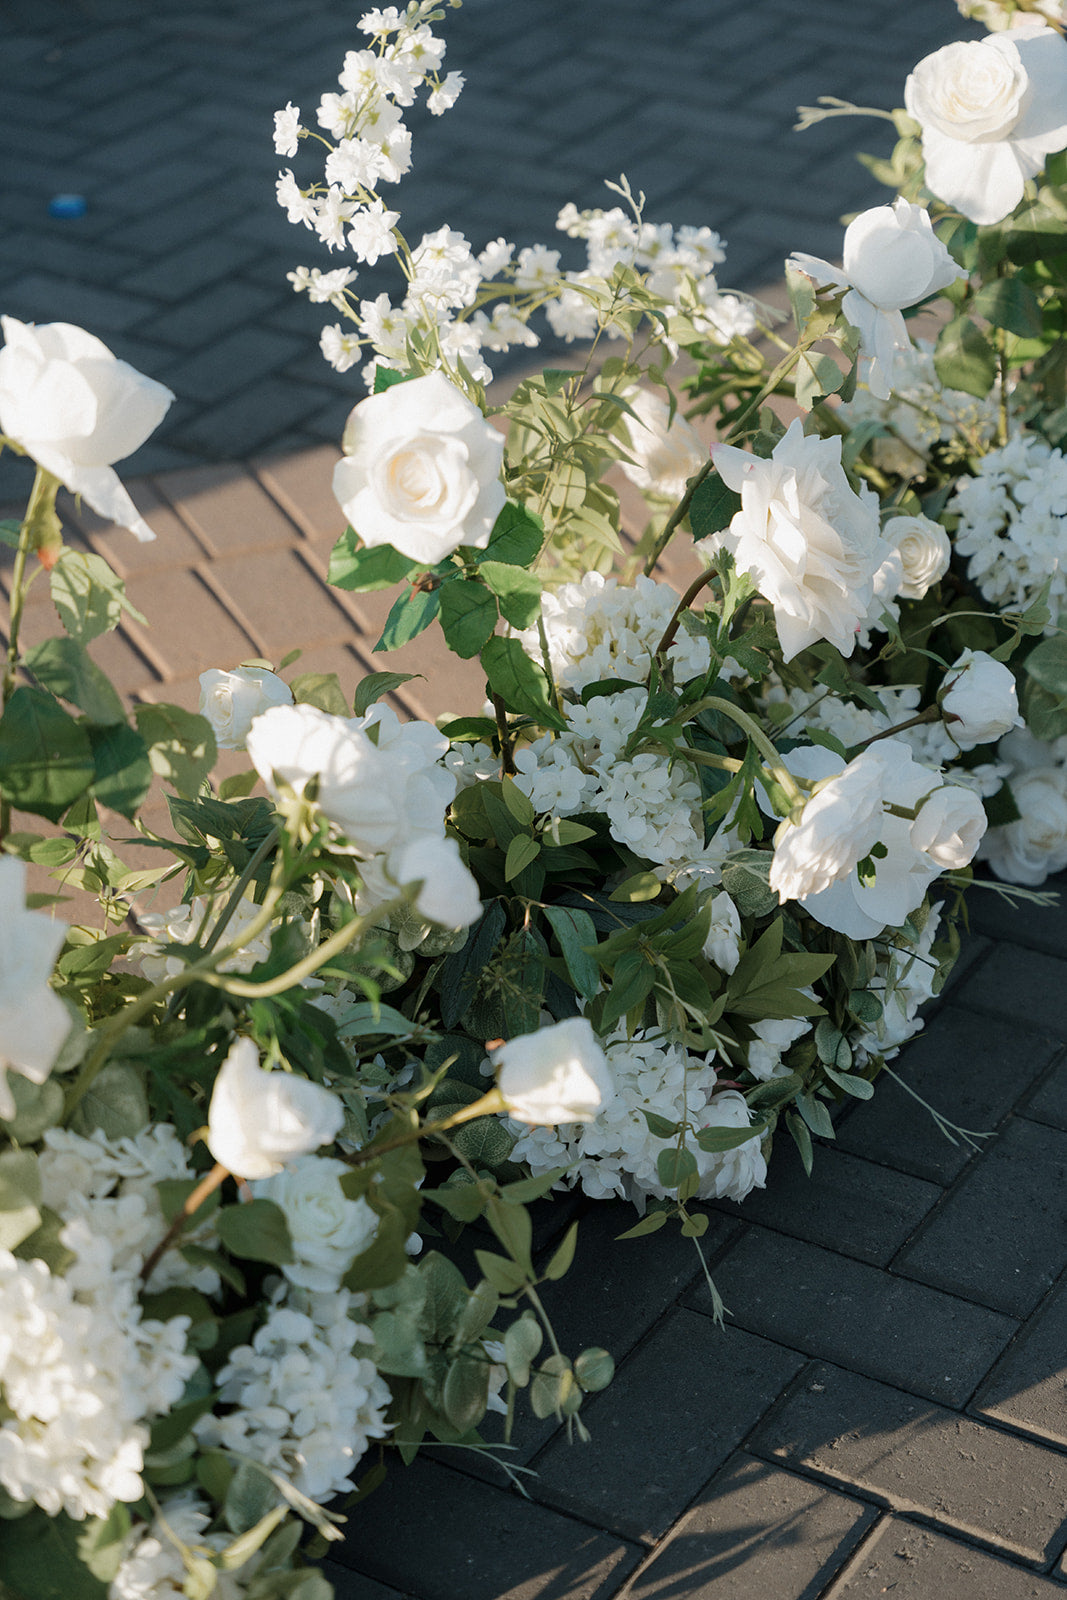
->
<box><xmin>48</xmin><ymin>193</ymin><xmax>87</xmax><ymax>219</ymax></box>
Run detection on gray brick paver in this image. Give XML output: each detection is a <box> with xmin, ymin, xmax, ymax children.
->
<box><xmin>749</xmin><ymin>1363</ymin><xmax>1067</xmax><ymax>1569</ymax></box>
<box><xmin>826</xmin><ymin>1519</ymin><xmax>1067</xmax><ymax>1599</ymax></box>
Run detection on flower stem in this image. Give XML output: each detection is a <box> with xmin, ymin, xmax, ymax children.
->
<box><xmin>140</xmin><ymin>1162</ymin><xmax>227</xmax><ymax>1284</ymax></box>
<box><xmin>655</xmin><ymin>564</ymin><xmax>718</xmax><ymax>655</ymax></box>
<box><xmin>344</xmin><ymin>1088</ymin><xmax>508</xmax><ymax>1167</ymax></box>
<box><xmin>204</xmin><ymin>894</ymin><xmax>408</xmax><ymax>998</ymax></box>
<box><xmin>688</xmin><ymin>695</ymin><xmax>807</xmax><ymax>808</ymax></box>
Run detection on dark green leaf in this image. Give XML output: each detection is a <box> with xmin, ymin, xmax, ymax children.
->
<box><xmin>689</xmin><ymin>473</ymin><xmax>741</xmax><ymax>541</ymax></box>
<box><xmin>481</xmin><ymin>501</ymin><xmax>545</xmax><ymax>567</ymax></box>
<box><xmin>478</xmin><ymin>561</ymin><xmax>542</xmax><ymax>629</ymax></box>
<box><xmin>374</xmin><ymin>585</ymin><xmax>440</xmax><ymax>652</ymax></box>
<box><xmin>543</xmin><ymin>904</ymin><xmax>600</xmax><ymax>999</ymax></box>
<box><xmin>934</xmin><ymin>316</ymin><xmax>996</xmax><ymax>398</ymax></box>
<box><xmin>328</xmin><ymin>530</ymin><xmax>420</xmax><ymax>592</ymax></box>
<box><xmin>353</xmin><ymin>670</ymin><xmax>417</xmax><ymax>716</ymax></box>
<box><xmin>439</xmin><ymin>578</ymin><xmax>499</xmax><ymax>658</ymax></box>
<box><xmin>134</xmin><ymin>703</ymin><xmax>217</xmax><ymax>796</ymax></box>
<box><xmin>0</xmin><ymin>686</ymin><xmax>94</xmax><ymax>821</ymax></box>
<box><xmin>480</xmin><ymin>636</ymin><xmax>567</xmax><ymax>730</ymax></box>
<box><xmin>543</xmin><ymin>1219</ymin><xmax>579</xmax><ymax>1281</ymax></box>
<box><xmin>23</xmin><ymin>637</ymin><xmax>125</xmax><ymax>724</ymax></box>
<box><xmin>88</xmin><ymin>722</ymin><xmax>153</xmax><ymax>819</ymax></box>
<box><xmin>215</xmin><ymin>1198</ymin><xmax>294</xmax><ymax>1265</ymax></box>
<box><xmin>656</xmin><ymin>1146</ymin><xmax>698</xmax><ymax>1190</ymax></box>
<box><xmin>972</xmin><ymin>277</ymin><xmax>1043</xmax><ymax>339</ymax></box>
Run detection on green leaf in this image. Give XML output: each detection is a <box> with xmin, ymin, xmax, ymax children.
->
<box><xmin>449</xmin><ymin>1114</ymin><xmax>516</xmax><ymax>1167</ymax></box>
<box><xmin>479</xmin><ymin>561</ymin><xmax>543</xmax><ymax>629</ymax></box>
<box><xmin>615</xmin><ymin>1209</ymin><xmax>668</xmax><ymax>1239</ymax></box>
<box><xmin>442</xmin><ymin>1351</ymin><xmax>490</xmax><ymax>1433</ymax></box>
<box><xmin>224</xmin><ymin>1458</ymin><xmax>278</xmax><ymax>1535</ymax></box>
<box><xmin>689</xmin><ymin>474</ymin><xmax>741</xmax><ymax>541</ymax></box>
<box><xmin>328</xmin><ymin>531</ymin><xmax>420</xmax><ymax>592</ymax></box>
<box><xmin>486</xmin><ymin>1196</ymin><xmax>533</xmax><ymax>1273</ymax></box>
<box><xmin>796</xmin><ymin>1090</ymin><xmax>836</xmax><ymax>1139</ymax></box>
<box><xmin>1025</xmin><ymin>634</ymin><xmax>1067</xmax><ymax>699</ymax></box>
<box><xmin>353</xmin><ymin>670</ymin><xmax>417</xmax><ymax>716</ymax></box>
<box><xmin>481</xmin><ymin>502</ymin><xmax>545</xmax><ymax>567</ymax></box>
<box><xmin>720</xmin><ymin>851</ymin><xmax>778</xmax><ymax>918</ymax></box>
<box><xmin>0</xmin><ymin>686</ymin><xmax>94</xmax><ymax>821</ymax></box>
<box><xmin>215</xmin><ymin>1198</ymin><xmax>294</xmax><ymax>1265</ymax></box>
<box><xmin>823</xmin><ymin>1064</ymin><xmax>875</xmax><ymax>1100</ymax></box>
<box><xmin>693</xmin><ymin>1120</ymin><xmax>764</xmax><ymax>1153</ymax></box>
<box><xmin>480</xmin><ymin>636</ymin><xmax>566</xmax><ymax>731</ymax></box>
<box><xmin>0</xmin><ymin>1149</ymin><xmax>42</xmax><ymax>1252</ymax></box>
<box><xmin>217</xmin><ymin>1505</ymin><xmax>289</xmax><ymax>1571</ymax></box>
<box><xmin>439</xmin><ymin>578</ymin><xmax>499</xmax><ymax>658</ymax></box>
<box><xmin>656</xmin><ymin>1146</ymin><xmax>699</xmax><ymax>1191</ymax></box>
<box><xmin>530</xmin><ymin>1353</ymin><xmax>579</xmax><ymax>1419</ymax></box>
<box><xmin>504</xmin><ymin>1311</ymin><xmax>543</xmax><ymax>1386</ymax></box>
<box><xmin>543</xmin><ymin>904</ymin><xmax>600</xmax><ymax>1000</ymax></box>
<box><xmin>374</xmin><ymin>584</ymin><xmax>441</xmax><ymax>652</ymax></box>
<box><xmin>49</xmin><ymin>550</ymin><xmax>146</xmax><ymax>643</ymax></box>
<box><xmin>77</xmin><ymin>1505</ymin><xmax>133</xmax><ymax>1584</ymax></box>
<box><xmin>290</xmin><ymin>670</ymin><xmax>350</xmax><ymax>716</ymax></box>
<box><xmin>375</xmin><ymin>366</ymin><xmax>413</xmax><ymax>393</ymax></box>
<box><xmin>543</xmin><ymin>1219</ymin><xmax>579</xmax><ymax>1281</ymax></box>
<box><xmin>0</xmin><ymin>1073</ymin><xmax>65</xmax><ymax>1144</ymax></box>
<box><xmin>134</xmin><ymin>702</ymin><xmax>217</xmax><ymax>795</ymax></box>
<box><xmin>0</xmin><ymin>1507</ymin><xmax>111</xmax><ymax>1600</ymax></box>
<box><xmin>786</xmin><ymin>1108</ymin><xmax>814</xmax><ymax>1176</ymax></box>
<box><xmin>87</xmin><ymin>722</ymin><xmax>153</xmax><ymax>819</ymax></box>
<box><xmin>504</xmin><ymin>833</ymin><xmax>540</xmax><ymax>881</ymax></box>
<box><xmin>68</xmin><ymin>1062</ymin><xmax>148</xmax><ymax>1140</ymax></box>
<box><xmin>574</xmin><ymin>1346</ymin><xmax>614</xmax><ymax>1392</ymax></box>
<box><xmin>609</xmin><ymin>870</ymin><xmax>662</xmax><ymax>903</ymax></box>
<box><xmin>934</xmin><ymin>316</ymin><xmax>996</xmax><ymax>398</ymax></box>
<box><xmin>23</xmin><ymin>636</ymin><xmax>126</xmax><ymax>724</ymax></box>
<box><xmin>0</xmin><ymin>518</ymin><xmax>21</xmax><ymax>549</ymax></box>
<box><xmin>795</xmin><ymin>349</ymin><xmax>847</xmax><ymax>410</ymax></box>
<box><xmin>972</xmin><ymin>277</ymin><xmax>1043</xmax><ymax>339</ymax></box>
<box><xmin>474</xmin><ymin>1249</ymin><xmax>528</xmax><ymax>1294</ymax></box>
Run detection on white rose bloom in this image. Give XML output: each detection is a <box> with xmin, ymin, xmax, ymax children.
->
<box><xmin>493</xmin><ymin>1018</ymin><xmax>615</xmax><ymax>1125</ymax></box>
<box><xmin>0</xmin><ymin>857</ymin><xmax>71</xmax><ymax>1122</ymax></box>
<box><xmin>885</xmin><ymin>513</ymin><xmax>952</xmax><ymax>600</ymax></box>
<box><xmin>197</xmin><ymin>665</ymin><xmax>294</xmax><ymax>750</ymax></box>
<box><xmin>769</xmin><ymin>743</ymin><xmax>901</xmax><ymax>903</ymax></box>
<box><xmin>0</xmin><ymin>317</ymin><xmax>174</xmax><ymax>542</ymax></box>
<box><xmin>246</xmin><ymin>702</ymin><xmax>455</xmax><ymax>855</ymax></box>
<box><xmin>387</xmin><ymin>833</ymin><xmax>482</xmax><ymax>929</ymax></box>
<box><xmin>790</xmin><ymin>199</ymin><xmax>965</xmax><ymax>398</ymax></box>
<box><xmin>940</xmin><ymin>649</ymin><xmax>1023</xmax><ymax>750</ymax></box>
<box><xmin>618</xmin><ymin>387</ymin><xmax>706</xmax><ymax>500</ymax></box>
<box><xmin>254</xmin><ymin>1155</ymin><xmax>378</xmax><ymax>1291</ymax></box>
<box><xmin>206</xmin><ymin>1037</ymin><xmax>344</xmax><ymax>1180</ymax></box>
<box><xmin>983</xmin><ymin>765</ymin><xmax>1067</xmax><ymax>883</ymax></box>
<box><xmin>711</xmin><ymin>419</ymin><xmax>889</xmax><ymax>661</ymax></box>
<box><xmin>905</xmin><ymin>29</ymin><xmax>1067</xmax><ymax>225</ymax></box>
<box><xmin>910</xmin><ymin>783</ymin><xmax>988</xmax><ymax>868</ymax></box>
<box><xmin>703</xmin><ymin>889</ymin><xmax>742</xmax><ymax>973</ymax></box>
<box><xmin>332</xmin><ymin>369</ymin><xmax>506</xmax><ymax>563</ymax></box>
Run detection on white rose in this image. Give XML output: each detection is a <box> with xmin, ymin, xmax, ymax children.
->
<box><xmin>618</xmin><ymin>387</ymin><xmax>706</xmax><ymax>500</ymax></box>
<box><xmin>885</xmin><ymin>513</ymin><xmax>952</xmax><ymax>600</ymax></box>
<box><xmin>332</xmin><ymin>369</ymin><xmax>506</xmax><ymax>563</ymax></box>
<box><xmin>0</xmin><ymin>317</ymin><xmax>174</xmax><ymax>542</ymax></box>
<box><xmin>984</xmin><ymin>765</ymin><xmax>1067</xmax><ymax>882</ymax></box>
<box><xmin>790</xmin><ymin>200</ymin><xmax>965</xmax><ymax>399</ymax></box>
<box><xmin>494</xmin><ymin>1018</ymin><xmax>615</xmax><ymax>1125</ymax></box>
<box><xmin>387</xmin><ymin>833</ymin><xmax>482</xmax><ymax>929</ymax></box>
<box><xmin>769</xmin><ymin>744</ymin><xmax>900</xmax><ymax>903</ymax></box>
<box><xmin>246</xmin><ymin>703</ymin><xmax>455</xmax><ymax>855</ymax></box>
<box><xmin>910</xmin><ymin>783</ymin><xmax>988</xmax><ymax>868</ymax></box>
<box><xmin>711</xmin><ymin>419</ymin><xmax>889</xmax><ymax>661</ymax></box>
<box><xmin>905</xmin><ymin>30</ymin><xmax>1067</xmax><ymax>225</ymax></box>
<box><xmin>254</xmin><ymin>1155</ymin><xmax>377</xmax><ymax>1290</ymax></box>
<box><xmin>198</xmin><ymin>666</ymin><xmax>294</xmax><ymax>750</ymax></box>
<box><xmin>206</xmin><ymin>1037</ymin><xmax>344</xmax><ymax>1179</ymax></box>
<box><xmin>0</xmin><ymin>857</ymin><xmax>70</xmax><ymax>1122</ymax></box>
<box><xmin>940</xmin><ymin>649</ymin><xmax>1023</xmax><ymax>750</ymax></box>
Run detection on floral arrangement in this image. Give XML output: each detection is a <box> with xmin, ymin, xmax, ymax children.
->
<box><xmin>1</xmin><ymin>0</ymin><xmax>1065</xmax><ymax>1594</ymax></box>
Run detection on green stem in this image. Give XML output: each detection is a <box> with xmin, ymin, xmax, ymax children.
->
<box><xmin>346</xmin><ymin>1088</ymin><xmax>508</xmax><ymax>1168</ymax></box>
<box><xmin>849</xmin><ymin>705</ymin><xmax>941</xmax><ymax>753</ymax></box>
<box><xmin>203</xmin><ymin>893</ymin><xmax>408</xmax><ymax>998</ymax></box>
<box><xmin>655</xmin><ymin>564</ymin><xmax>718</xmax><ymax>655</ymax></box>
<box><xmin>691</xmin><ymin>695</ymin><xmax>807</xmax><ymax>808</ymax></box>
<box><xmin>523</xmin><ymin>1282</ymin><xmax>565</xmax><ymax>1363</ymax></box>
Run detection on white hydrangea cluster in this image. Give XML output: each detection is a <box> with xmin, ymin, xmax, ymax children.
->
<box><xmin>38</xmin><ymin>1124</ymin><xmax>221</xmax><ymax>1295</ymax></box>
<box><xmin>110</xmin><ymin>1493</ymin><xmax>245</xmax><ymax>1600</ymax></box>
<box><xmin>839</xmin><ymin>339</ymin><xmax>1001</xmax><ymax>475</ymax></box>
<box><xmin>0</xmin><ymin>1250</ymin><xmax>197</xmax><ymax>1522</ymax></box>
<box><xmin>132</xmin><ymin>892</ymin><xmax>273</xmax><ymax>985</ymax></box>
<box><xmin>512</xmin><ymin>685</ymin><xmax>732</xmax><ymax>876</ymax></box>
<box><xmin>194</xmin><ymin>1287</ymin><xmax>391</xmax><ymax>1502</ymax></box>
<box><xmin>521</xmin><ymin>571</ymin><xmax>712</xmax><ymax>692</ymax></box>
<box><xmin>507</xmin><ymin>1030</ymin><xmax>766</xmax><ymax>1205</ymax></box>
<box><xmin>949</xmin><ymin>432</ymin><xmax>1067</xmax><ymax>619</ymax></box>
